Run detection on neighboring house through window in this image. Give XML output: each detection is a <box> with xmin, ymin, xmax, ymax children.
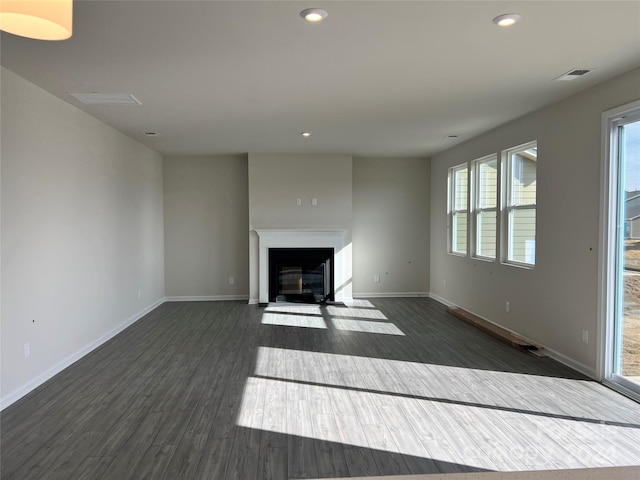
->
<box><xmin>448</xmin><ymin>164</ymin><xmax>468</xmax><ymax>255</ymax></box>
<box><xmin>472</xmin><ymin>154</ymin><xmax>498</xmax><ymax>259</ymax></box>
<box><xmin>448</xmin><ymin>141</ymin><xmax>537</xmax><ymax>267</ymax></box>
<box><xmin>624</xmin><ymin>192</ymin><xmax>640</xmax><ymax>238</ymax></box>
<box><xmin>503</xmin><ymin>142</ymin><xmax>537</xmax><ymax>266</ymax></box>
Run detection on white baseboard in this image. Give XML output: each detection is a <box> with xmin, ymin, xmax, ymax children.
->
<box><xmin>427</xmin><ymin>292</ymin><xmax>597</xmax><ymax>380</ymax></box>
<box><xmin>426</xmin><ymin>292</ymin><xmax>456</xmax><ymax>307</ymax></box>
<box><xmin>0</xmin><ymin>297</ymin><xmax>165</xmax><ymax>411</ymax></box>
<box><xmin>353</xmin><ymin>292</ymin><xmax>430</xmax><ymax>298</ymax></box>
<box><xmin>248</xmin><ymin>298</ymin><xmax>259</xmax><ymax>305</ymax></box>
<box><xmin>542</xmin><ymin>347</ymin><xmax>597</xmax><ymax>379</ymax></box>
<box><xmin>165</xmin><ymin>295</ymin><xmax>249</xmax><ymax>302</ymax></box>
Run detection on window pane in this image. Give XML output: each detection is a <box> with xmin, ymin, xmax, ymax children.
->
<box><xmin>509</xmin><ymin>208</ymin><xmax>536</xmax><ymax>264</ymax></box>
<box><xmin>453</xmin><ymin>212</ymin><xmax>467</xmax><ymax>254</ymax></box>
<box><xmin>448</xmin><ymin>163</ymin><xmax>469</xmax><ymax>256</ymax></box>
<box><xmin>478</xmin><ymin>159</ymin><xmax>498</xmax><ymax>209</ymax></box>
<box><xmin>510</xmin><ymin>151</ymin><xmax>536</xmax><ymax>206</ymax></box>
<box><xmin>477</xmin><ymin>210</ymin><xmax>496</xmax><ymax>258</ymax></box>
<box><xmin>454</xmin><ymin>168</ymin><xmax>468</xmax><ymax>210</ymax></box>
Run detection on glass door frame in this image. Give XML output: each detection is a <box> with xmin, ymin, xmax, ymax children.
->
<box><xmin>599</xmin><ymin>99</ymin><xmax>640</xmax><ymax>401</ymax></box>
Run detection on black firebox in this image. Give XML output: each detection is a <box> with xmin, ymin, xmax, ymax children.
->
<box><xmin>268</xmin><ymin>248</ymin><xmax>334</xmax><ymax>303</ymax></box>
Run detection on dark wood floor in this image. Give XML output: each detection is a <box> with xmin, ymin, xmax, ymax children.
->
<box><xmin>2</xmin><ymin>298</ymin><xmax>639</xmax><ymax>479</ymax></box>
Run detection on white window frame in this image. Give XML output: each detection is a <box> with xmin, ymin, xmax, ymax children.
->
<box><xmin>502</xmin><ymin>141</ymin><xmax>537</xmax><ymax>268</ymax></box>
<box><xmin>471</xmin><ymin>154</ymin><xmax>499</xmax><ymax>261</ymax></box>
<box><xmin>598</xmin><ymin>99</ymin><xmax>640</xmax><ymax>400</ymax></box>
<box><xmin>448</xmin><ymin>163</ymin><xmax>469</xmax><ymax>256</ymax></box>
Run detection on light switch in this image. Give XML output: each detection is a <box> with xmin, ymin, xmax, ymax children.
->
<box><xmin>312</xmin><ymin>197</ymin><xmax>318</xmax><ymax>206</ymax></box>
<box><xmin>296</xmin><ymin>198</ymin><xmax>302</xmax><ymax>206</ymax></box>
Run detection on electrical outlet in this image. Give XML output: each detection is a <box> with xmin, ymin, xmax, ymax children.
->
<box><xmin>296</xmin><ymin>198</ymin><xmax>302</xmax><ymax>206</ymax></box>
<box><xmin>443</xmin><ymin>279</ymin><xmax>446</xmax><ymax>288</ymax></box>
<box><xmin>138</xmin><ymin>290</ymin><xmax>141</xmax><ymax>299</ymax></box>
<box><xmin>228</xmin><ymin>276</ymin><xmax>235</xmax><ymax>285</ymax></box>
<box><xmin>312</xmin><ymin>197</ymin><xmax>318</xmax><ymax>206</ymax></box>
<box><xmin>505</xmin><ymin>301</ymin><xmax>510</xmax><ymax>313</ymax></box>
<box><xmin>582</xmin><ymin>329</ymin><xmax>589</xmax><ymax>344</ymax></box>
<box><xmin>24</xmin><ymin>343</ymin><xmax>30</xmax><ymax>358</ymax></box>
<box><xmin>373</xmin><ymin>274</ymin><xmax>380</xmax><ymax>283</ymax></box>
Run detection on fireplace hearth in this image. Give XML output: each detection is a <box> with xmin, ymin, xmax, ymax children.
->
<box><xmin>268</xmin><ymin>248</ymin><xmax>334</xmax><ymax>303</ymax></box>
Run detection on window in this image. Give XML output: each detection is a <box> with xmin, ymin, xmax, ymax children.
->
<box><xmin>503</xmin><ymin>141</ymin><xmax>537</xmax><ymax>266</ymax></box>
<box><xmin>472</xmin><ymin>154</ymin><xmax>498</xmax><ymax>259</ymax></box>
<box><xmin>446</xmin><ymin>142</ymin><xmax>537</xmax><ymax>266</ymax></box>
<box><xmin>448</xmin><ymin>164</ymin><xmax>468</xmax><ymax>255</ymax></box>
<box><xmin>601</xmin><ymin>99</ymin><xmax>640</xmax><ymax>400</ymax></box>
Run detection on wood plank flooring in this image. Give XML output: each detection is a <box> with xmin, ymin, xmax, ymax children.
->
<box><xmin>2</xmin><ymin>298</ymin><xmax>639</xmax><ymax>479</ymax></box>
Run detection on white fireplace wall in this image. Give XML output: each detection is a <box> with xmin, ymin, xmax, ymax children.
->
<box><xmin>255</xmin><ymin>230</ymin><xmax>350</xmax><ymax>304</ymax></box>
<box><xmin>248</xmin><ymin>154</ymin><xmax>353</xmax><ymax>303</ymax></box>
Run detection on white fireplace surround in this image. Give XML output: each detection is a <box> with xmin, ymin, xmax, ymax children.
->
<box><xmin>255</xmin><ymin>229</ymin><xmax>351</xmax><ymax>304</ymax></box>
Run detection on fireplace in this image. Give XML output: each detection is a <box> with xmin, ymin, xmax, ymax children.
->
<box><xmin>254</xmin><ymin>229</ymin><xmax>350</xmax><ymax>305</ymax></box>
<box><xmin>269</xmin><ymin>248</ymin><xmax>334</xmax><ymax>303</ymax></box>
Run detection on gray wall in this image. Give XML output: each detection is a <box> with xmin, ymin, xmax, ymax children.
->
<box><xmin>353</xmin><ymin>157</ymin><xmax>430</xmax><ymax>296</ymax></box>
<box><xmin>163</xmin><ymin>155</ymin><xmax>249</xmax><ymax>298</ymax></box>
<box><xmin>429</xmin><ymin>66</ymin><xmax>640</xmax><ymax>375</ymax></box>
<box><xmin>166</xmin><ymin>153</ymin><xmax>433</xmax><ymax>302</ymax></box>
<box><xmin>248</xmin><ymin>153</ymin><xmax>353</xmax><ymax>230</ymax></box>
<box><xmin>1</xmin><ymin>67</ymin><xmax>165</xmax><ymax>406</ymax></box>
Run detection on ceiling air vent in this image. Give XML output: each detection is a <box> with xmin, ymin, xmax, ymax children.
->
<box><xmin>553</xmin><ymin>69</ymin><xmax>594</xmax><ymax>81</ymax></box>
<box><xmin>69</xmin><ymin>93</ymin><xmax>142</xmax><ymax>105</ymax></box>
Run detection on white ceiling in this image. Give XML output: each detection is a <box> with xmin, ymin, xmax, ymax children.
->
<box><xmin>2</xmin><ymin>1</ymin><xmax>639</xmax><ymax>157</ymax></box>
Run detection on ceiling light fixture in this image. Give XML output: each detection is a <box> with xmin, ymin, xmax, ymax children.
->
<box><xmin>492</xmin><ymin>13</ymin><xmax>521</xmax><ymax>27</ymax></box>
<box><xmin>0</xmin><ymin>0</ymin><xmax>73</xmax><ymax>41</ymax></box>
<box><xmin>301</xmin><ymin>132</ymin><xmax>312</xmax><ymax>137</ymax></box>
<box><xmin>300</xmin><ymin>8</ymin><xmax>328</xmax><ymax>23</ymax></box>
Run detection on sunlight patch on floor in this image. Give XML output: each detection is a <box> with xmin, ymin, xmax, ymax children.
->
<box><xmin>264</xmin><ymin>304</ymin><xmax>323</xmax><ymax>314</ymax></box>
<box><xmin>261</xmin><ymin>304</ymin><xmax>403</xmax><ymax>334</ymax></box>
<box><xmin>264</xmin><ymin>303</ymin><xmax>389</xmax><ymax>320</ymax></box>
<box><xmin>330</xmin><ymin>318</ymin><xmax>405</xmax><ymax>335</ymax></box>
<box><xmin>325</xmin><ymin>305</ymin><xmax>389</xmax><ymax>320</ymax></box>
<box><xmin>253</xmin><ymin>347</ymin><xmax>640</xmax><ymax>426</ymax></box>
<box><xmin>261</xmin><ymin>312</ymin><xmax>328</xmax><ymax>329</ymax></box>
<box><xmin>345</xmin><ymin>299</ymin><xmax>377</xmax><ymax>308</ymax></box>
<box><xmin>237</xmin><ymin>375</ymin><xmax>640</xmax><ymax>472</ymax></box>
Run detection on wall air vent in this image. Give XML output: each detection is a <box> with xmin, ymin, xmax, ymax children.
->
<box><xmin>553</xmin><ymin>69</ymin><xmax>594</xmax><ymax>81</ymax></box>
<box><xmin>69</xmin><ymin>93</ymin><xmax>142</xmax><ymax>105</ymax></box>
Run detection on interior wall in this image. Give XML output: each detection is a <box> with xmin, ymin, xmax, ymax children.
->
<box><xmin>429</xmin><ymin>66</ymin><xmax>640</xmax><ymax>376</ymax></box>
<box><xmin>163</xmin><ymin>155</ymin><xmax>249</xmax><ymax>298</ymax></box>
<box><xmin>247</xmin><ymin>153</ymin><xmax>353</xmax><ymax>302</ymax></box>
<box><xmin>1</xmin><ymin>67</ymin><xmax>165</xmax><ymax>407</ymax></box>
<box><xmin>352</xmin><ymin>157</ymin><xmax>430</xmax><ymax>296</ymax></box>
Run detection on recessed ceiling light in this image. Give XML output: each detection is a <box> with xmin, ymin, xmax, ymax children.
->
<box><xmin>145</xmin><ymin>132</ymin><xmax>159</xmax><ymax>136</ymax></box>
<box><xmin>445</xmin><ymin>134</ymin><xmax>459</xmax><ymax>139</ymax></box>
<box><xmin>492</xmin><ymin>13</ymin><xmax>521</xmax><ymax>27</ymax></box>
<box><xmin>301</xmin><ymin>132</ymin><xmax>312</xmax><ymax>137</ymax></box>
<box><xmin>300</xmin><ymin>8</ymin><xmax>328</xmax><ymax>23</ymax></box>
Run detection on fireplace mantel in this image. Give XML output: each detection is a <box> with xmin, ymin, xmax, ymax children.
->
<box><xmin>255</xmin><ymin>229</ymin><xmax>351</xmax><ymax>304</ymax></box>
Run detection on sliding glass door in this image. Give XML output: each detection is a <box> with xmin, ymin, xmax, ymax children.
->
<box><xmin>603</xmin><ymin>101</ymin><xmax>640</xmax><ymax>399</ymax></box>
